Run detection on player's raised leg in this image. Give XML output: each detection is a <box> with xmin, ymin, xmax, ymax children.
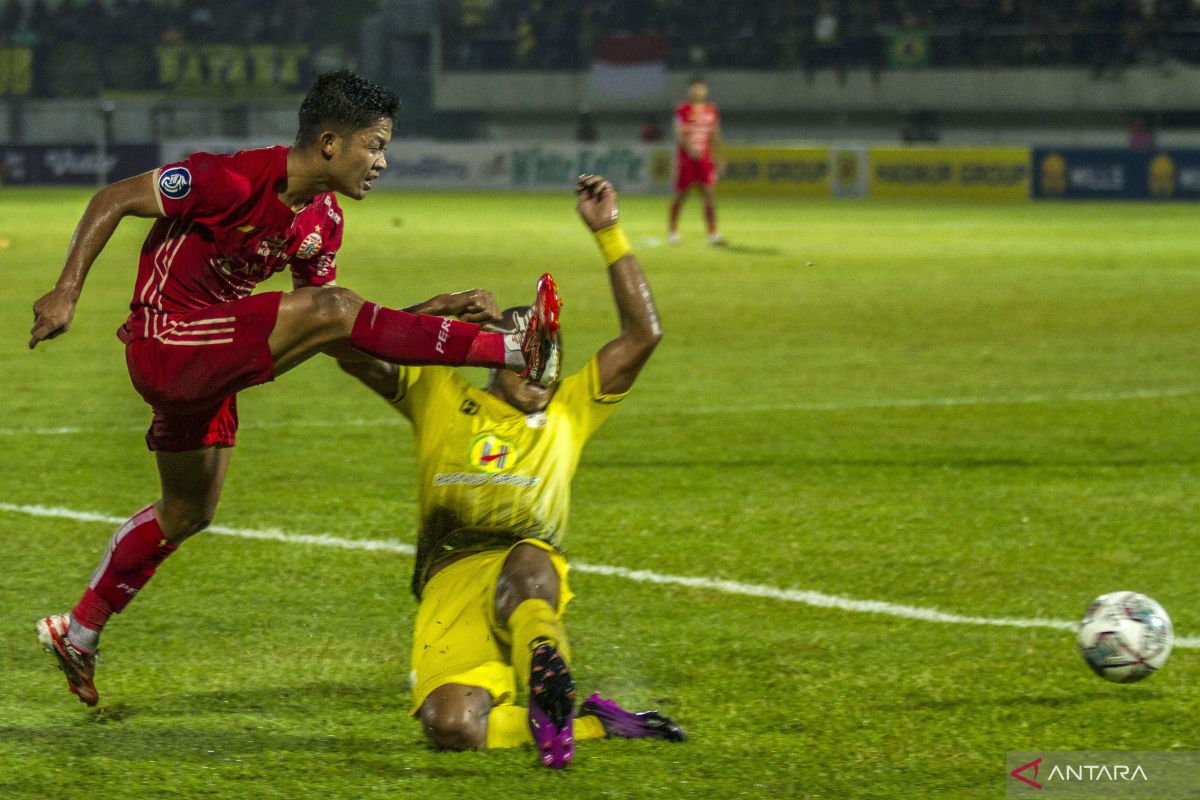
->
<box><xmin>37</xmin><ymin>444</ymin><xmax>230</xmax><ymax>705</ymax></box>
<box><xmin>268</xmin><ymin>284</ymin><xmax>559</xmax><ymax>384</ymax></box>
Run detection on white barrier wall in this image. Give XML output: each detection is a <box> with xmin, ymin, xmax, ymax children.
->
<box><xmin>435</xmin><ymin>66</ymin><xmax>1200</xmax><ymax>114</ymax></box>
<box><xmin>162</xmin><ymin>139</ymin><xmax>677</xmax><ymax>194</ymax></box>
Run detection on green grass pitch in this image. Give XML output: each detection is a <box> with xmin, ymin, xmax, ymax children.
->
<box><xmin>0</xmin><ymin>188</ymin><xmax>1197</xmax><ymax>799</ymax></box>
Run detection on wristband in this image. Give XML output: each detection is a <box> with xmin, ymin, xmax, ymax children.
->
<box><xmin>594</xmin><ymin>224</ymin><xmax>631</xmax><ymax>266</ymax></box>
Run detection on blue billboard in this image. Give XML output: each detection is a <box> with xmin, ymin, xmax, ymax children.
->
<box><xmin>1033</xmin><ymin>148</ymin><xmax>1200</xmax><ymax>200</ymax></box>
<box><xmin>0</xmin><ymin>144</ymin><xmax>160</xmax><ymax>185</ymax></box>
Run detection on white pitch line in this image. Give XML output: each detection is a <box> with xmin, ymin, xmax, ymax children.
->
<box><xmin>0</xmin><ymin>503</ymin><xmax>415</xmax><ymax>556</ymax></box>
<box><xmin>672</xmin><ymin>386</ymin><xmax>1200</xmax><ymax>416</ymax></box>
<box><xmin>2</xmin><ymin>502</ymin><xmax>1196</xmax><ymax>649</ymax></box>
<box><xmin>0</xmin><ymin>387</ymin><xmax>1195</xmax><ymax>437</ymax></box>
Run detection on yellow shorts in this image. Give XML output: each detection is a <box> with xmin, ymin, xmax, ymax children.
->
<box><xmin>409</xmin><ymin>539</ymin><xmax>572</xmax><ymax>715</ymax></box>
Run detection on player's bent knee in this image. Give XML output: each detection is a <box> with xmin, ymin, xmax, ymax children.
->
<box><xmin>158</xmin><ymin>511</ymin><xmax>212</xmax><ymax>543</ymax></box>
<box><xmin>423</xmin><ymin>713</ymin><xmax>486</xmax><ymax>751</ymax></box>
<box><xmin>504</xmin><ymin>543</ymin><xmax>557</xmax><ymax>584</ymax></box>
<box><xmin>419</xmin><ymin>688</ymin><xmax>489</xmax><ymax>751</ymax></box>
<box><xmin>495</xmin><ymin>544</ymin><xmax>560</xmax><ymax>620</ymax></box>
<box><xmin>285</xmin><ymin>286</ymin><xmax>365</xmax><ymax>336</ymax></box>
<box><xmin>312</xmin><ymin>285</ymin><xmax>365</xmax><ymax>327</ymax></box>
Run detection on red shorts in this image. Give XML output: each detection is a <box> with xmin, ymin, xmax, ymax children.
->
<box><xmin>675</xmin><ymin>152</ymin><xmax>717</xmax><ymax>191</ymax></box>
<box><xmin>124</xmin><ymin>292</ymin><xmax>282</xmax><ymax>452</ymax></box>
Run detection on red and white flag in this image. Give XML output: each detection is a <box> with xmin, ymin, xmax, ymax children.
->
<box><xmin>590</xmin><ymin>33</ymin><xmax>666</xmax><ymax>99</ymax></box>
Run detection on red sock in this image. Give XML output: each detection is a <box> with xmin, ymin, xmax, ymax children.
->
<box><xmin>71</xmin><ymin>505</ymin><xmax>176</xmax><ymax>639</ymax></box>
<box><xmin>704</xmin><ymin>202</ymin><xmax>717</xmax><ymax>234</ymax></box>
<box><xmin>350</xmin><ymin>303</ymin><xmax>506</xmax><ymax>367</ymax></box>
<box><xmin>669</xmin><ymin>198</ymin><xmax>682</xmax><ymax>232</ymax></box>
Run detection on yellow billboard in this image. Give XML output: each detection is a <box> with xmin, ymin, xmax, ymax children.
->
<box><xmin>718</xmin><ymin>146</ymin><xmax>830</xmax><ymax>196</ymax></box>
<box><xmin>0</xmin><ymin>47</ymin><xmax>33</xmax><ymax>96</ymax></box>
<box><xmin>869</xmin><ymin>147</ymin><xmax>1030</xmax><ymax>200</ymax></box>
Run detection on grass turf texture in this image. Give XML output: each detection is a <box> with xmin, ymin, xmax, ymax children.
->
<box><xmin>1</xmin><ymin>189</ymin><xmax>1198</xmax><ymax>799</ymax></box>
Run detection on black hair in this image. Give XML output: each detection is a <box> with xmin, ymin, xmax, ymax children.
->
<box><xmin>687</xmin><ymin>75</ymin><xmax>706</xmax><ymax>86</ymax></box>
<box><xmin>295</xmin><ymin>70</ymin><xmax>400</xmax><ymax>146</ymax></box>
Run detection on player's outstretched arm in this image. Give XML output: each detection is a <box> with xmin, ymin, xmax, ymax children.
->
<box><xmin>29</xmin><ymin>170</ymin><xmax>163</xmax><ymax>349</ymax></box>
<box><xmin>576</xmin><ymin>175</ymin><xmax>663</xmax><ymax>395</ymax></box>
<box><xmin>338</xmin><ymin>357</ymin><xmax>400</xmax><ymax>399</ymax></box>
<box><xmin>337</xmin><ymin>289</ymin><xmax>501</xmax><ymax>393</ymax></box>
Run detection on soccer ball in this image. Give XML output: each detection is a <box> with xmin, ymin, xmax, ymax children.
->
<box><xmin>1077</xmin><ymin>591</ymin><xmax>1173</xmax><ymax>683</ymax></box>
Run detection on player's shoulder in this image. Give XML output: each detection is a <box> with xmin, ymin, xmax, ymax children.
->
<box><xmin>228</xmin><ymin>145</ymin><xmax>288</xmax><ymax>174</ymax></box>
<box><xmin>316</xmin><ymin>192</ymin><xmax>345</xmax><ymax>228</ymax></box>
<box><xmin>201</xmin><ymin>145</ymin><xmax>285</xmax><ymax>186</ymax></box>
<box><xmin>179</xmin><ymin>146</ymin><xmax>272</xmax><ymax>175</ymax></box>
<box><xmin>394</xmin><ymin>365</ymin><xmax>462</xmax><ymax>417</ymax></box>
<box><xmin>673</xmin><ymin>101</ymin><xmax>690</xmax><ymax>116</ymax></box>
<box><xmin>412</xmin><ymin>365</ymin><xmax>469</xmax><ymax>399</ymax></box>
<box><xmin>551</xmin><ymin>357</ymin><xmax>621</xmax><ymax>407</ymax></box>
<box><xmin>167</xmin><ymin>147</ymin><xmax>281</xmax><ymax>203</ymax></box>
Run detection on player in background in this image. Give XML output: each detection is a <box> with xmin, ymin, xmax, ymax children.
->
<box><xmin>29</xmin><ymin>71</ymin><xmax>560</xmax><ymax>708</ymax></box>
<box><xmin>667</xmin><ymin>76</ymin><xmax>726</xmax><ymax>246</ymax></box>
<box><xmin>339</xmin><ymin>175</ymin><xmax>684</xmax><ymax>769</ymax></box>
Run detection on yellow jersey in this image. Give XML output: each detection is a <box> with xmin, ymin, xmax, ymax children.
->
<box><xmin>389</xmin><ymin>357</ymin><xmax>627</xmax><ymax>597</ymax></box>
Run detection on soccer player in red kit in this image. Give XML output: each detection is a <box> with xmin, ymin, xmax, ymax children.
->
<box><xmin>667</xmin><ymin>76</ymin><xmax>726</xmax><ymax>246</ymax></box>
<box><xmin>29</xmin><ymin>71</ymin><xmax>561</xmax><ymax>707</ymax></box>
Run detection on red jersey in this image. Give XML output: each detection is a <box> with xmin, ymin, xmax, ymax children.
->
<box><xmin>119</xmin><ymin>146</ymin><xmax>342</xmax><ymax>344</ymax></box>
<box><xmin>673</xmin><ymin>102</ymin><xmax>720</xmax><ymax>160</ymax></box>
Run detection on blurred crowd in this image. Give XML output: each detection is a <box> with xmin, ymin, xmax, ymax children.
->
<box><xmin>442</xmin><ymin>0</ymin><xmax>1200</xmax><ymax>74</ymax></box>
<box><xmin>0</xmin><ymin>0</ymin><xmax>365</xmax><ymax>47</ymax></box>
<box><xmin>0</xmin><ymin>0</ymin><xmax>363</xmax><ymax>95</ymax></box>
<box><xmin>2</xmin><ymin>0</ymin><xmax>1199</xmax><ymax>98</ymax></box>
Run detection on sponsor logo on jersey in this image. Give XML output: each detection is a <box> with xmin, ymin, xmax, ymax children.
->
<box><xmin>460</xmin><ymin>399</ymin><xmax>480</xmax><ymax>416</ymax></box>
<box><xmin>469</xmin><ymin>434</ymin><xmax>517</xmax><ymax>473</ymax></box>
<box><xmin>435</xmin><ymin>317</ymin><xmax>452</xmax><ymax>354</ymax></box>
<box><xmin>257</xmin><ymin>236</ymin><xmax>289</xmax><ymax>260</ymax></box>
<box><xmin>296</xmin><ymin>231</ymin><xmax>322</xmax><ymax>259</ymax></box>
<box><xmin>313</xmin><ymin>251</ymin><xmax>336</xmax><ymax>277</ymax></box>
<box><xmin>158</xmin><ymin>166</ymin><xmax>192</xmax><ymax>200</ymax></box>
<box><xmin>210</xmin><ymin>256</ymin><xmax>236</xmax><ymax>275</ymax></box>
<box><xmin>434</xmin><ymin>471</ymin><xmax>540</xmax><ymax>487</ymax></box>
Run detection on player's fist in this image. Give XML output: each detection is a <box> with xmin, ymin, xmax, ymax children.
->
<box><xmin>575</xmin><ymin>174</ymin><xmax>620</xmax><ymax>232</ymax></box>
<box><xmin>29</xmin><ymin>286</ymin><xmax>78</xmax><ymax>349</ymax></box>
<box><xmin>442</xmin><ymin>289</ymin><xmax>500</xmax><ymax>323</ymax></box>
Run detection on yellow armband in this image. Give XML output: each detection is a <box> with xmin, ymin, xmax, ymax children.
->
<box><xmin>593</xmin><ymin>224</ymin><xmax>632</xmax><ymax>267</ymax></box>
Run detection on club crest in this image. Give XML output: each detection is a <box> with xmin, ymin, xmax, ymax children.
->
<box><xmin>296</xmin><ymin>231</ymin><xmax>322</xmax><ymax>259</ymax></box>
<box><xmin>468</xmin><ymin>434</ymin><xmax>517</xmax><ymax>473</ymax></box>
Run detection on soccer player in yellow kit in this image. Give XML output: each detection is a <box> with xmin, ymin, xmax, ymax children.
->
<box><xmin>339</xmin><ymin>175</ymin><xmax>684</xmax><ymax>769</ymax></box>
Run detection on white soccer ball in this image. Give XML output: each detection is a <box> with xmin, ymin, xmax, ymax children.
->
<box><xmin>1077</xmin><ymin>591</ymin><xmax>1173</xmax><ymax>683</ymax></box>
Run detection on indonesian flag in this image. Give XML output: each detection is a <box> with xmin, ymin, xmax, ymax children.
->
<box><xmin>590</xmin><ymin>33</ymin><xmax>667</xmax><ymax>99</ymax></box>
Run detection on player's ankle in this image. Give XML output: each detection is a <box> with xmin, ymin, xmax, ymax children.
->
<box><xmin>67</xmin><ymin>617</ymin><xmax>100</xmax><ymax>654</ymax></box>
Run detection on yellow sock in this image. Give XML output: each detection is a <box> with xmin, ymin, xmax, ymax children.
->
<box><xmin>507</xmin><ymin>598</ymin><xmax>569</xmax><ymax>694</ymax></box>
<box><xmin>485</xmin><ymin>705</ymin><xmax>529</xmax><ymax>749</ymax></box>
<box><xmin>576</xmin><ymin>714</ymin><xmax>605</xmax><ymax>740</ymax></box>
<box><xmin>484</xmin><ymin>705</ymin><xmax>606</xmax><ymax>749</ymax></box>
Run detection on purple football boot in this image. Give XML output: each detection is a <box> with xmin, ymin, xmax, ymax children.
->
<box><xmin>579</xmin><ymin>693</ymin><xmax>687</xmax><ymax>741</ymax></box>
<box><xmin>527</xmin><ymin>638</ymin><xmax>576</xmax><ymax>769</ymax></box>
